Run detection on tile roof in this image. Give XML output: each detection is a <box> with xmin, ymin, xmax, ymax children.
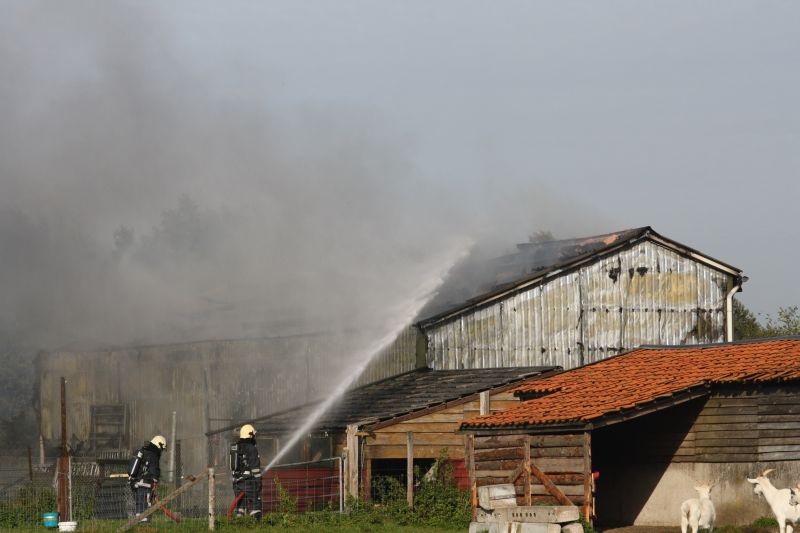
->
<box><xmin>207</xmin><ymin>366</ymin><xmax>557</xmax><ymax>437</ymax></box>
<box><xmin>460</xmin><ymin>338</ymin><xmax>800</xmax><ymax>430</ymax></box>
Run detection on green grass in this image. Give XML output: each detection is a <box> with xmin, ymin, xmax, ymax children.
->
<box><xmin>6</xmin><ymin>518</ymin><xmax>464</xmax><ymax>532</ymax></box>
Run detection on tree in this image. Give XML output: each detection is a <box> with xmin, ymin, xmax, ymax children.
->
<box><xmin>732</xmin><ymin>299</ymin><xmax>764</xmax><ymax>340</ymax></box>
<box><xmin>733</xmin><ymin>300</ymin><xmax>800</xmax><ymax>340</ymax></box>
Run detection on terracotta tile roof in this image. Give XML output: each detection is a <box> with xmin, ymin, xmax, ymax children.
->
<box><xmin>461</xmin><ymin>338</ymin><xmax>800</xmax><ymax>430</ymax></box>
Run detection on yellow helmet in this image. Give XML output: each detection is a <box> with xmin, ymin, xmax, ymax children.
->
<box><xmin>239</xmin><ymin>424</ymin><xmax>256</xmax><ymax>439</ymax></box>
<box><xmin>150</xmin><ymin>435</ymin><xmax>167</xmax><ymax>450</ymax></box>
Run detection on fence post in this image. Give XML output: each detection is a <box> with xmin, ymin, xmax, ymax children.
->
<box><xmin>208</xmin><ymin>467</ymin><xmax>215</xmax><ymax>531</ymax></box>
<box><xmin>169</xmin><ymin>411</ymin><xmax>177</xmax><ymax>485</ymax></box>
<box><xmin>338</xmin><ymin>455</ymin><xmax>344</xmax><ymax>513</ymax></box>
<box><xmin>27</xmin><ymin>446</ymin><xmax>33</xmax><ymax>481</ymax></box>
<box><xmin>406</xmin><ymin>432</ymin><xmax>414</xmax><ymax>509</ymax></box>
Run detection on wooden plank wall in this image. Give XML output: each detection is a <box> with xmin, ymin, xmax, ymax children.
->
<box><xmin>366</xmin><ymin>390</ymin><xmax>520</xmax><ymax>460</ymax></box>
<box><xmin>593</xmin><ymin>385</ymin><xmax>800</xmax><ymax>465</ymax></box>
<box><xmin>472</xmin><ymin>434</ymin><xmax>588</xmax><ymax>506</ymax></box>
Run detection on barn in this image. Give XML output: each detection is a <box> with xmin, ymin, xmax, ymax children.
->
<box><xmin>35</xmin><ymin>226</ymin><xmax>745</xmax><ymax>488</ymax></box>
<box><xmin>460</xmin><ymin>337</ymin><xmax>800</xmax><ymax>527</ymax></box>
<box><xmin>205</xmin><ymin>366</ymin><xmax>558</xmax><ymax>503</ymax></box>
<box><xmin>420</xmin><ymin>226</ymin><xmax>744</xmax><ymax>369</ymax></box>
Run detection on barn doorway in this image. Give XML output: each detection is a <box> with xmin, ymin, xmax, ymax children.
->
<box><xmin>591</xmin><ymin>397</ymin><xmax>704</xmax><ymax>527</ymax></box>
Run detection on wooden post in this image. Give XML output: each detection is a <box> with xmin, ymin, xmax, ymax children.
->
<box><xmin>169</xmin><ymin>411</ymin><xmax>177</xmax><ymax>484</ymax></box>
<box><xmin>208</xmin><ymin>467</ymin><xmax>215</xmax><ymax>531</ymax></box>
<box><xmin>479</xmin><ymin>391</ymin><xmax>490</xmax><ymax>416</ymax></box>
<box><xmin>60</xmin><ymin>378</ymin><xmax>67</xmax><ymax>456</ymax></box>
<box><xmin>583</xmin><ymin>431</ymin><xmax>592</xmax><ymax>522</ymax></box>
<box><xmin>466</xmin><ymin>434</ymin><xmax>477</xmax><ymax>520</ymax></box>
<box><xmin>406</xmin><ymin>432</ymin><xmax>414</xmax><ymax>509</ymax></box>
<box><xmin>523</xmin><ymin>436</ymin><xmax>532</xmax><ymax>506</ymax></box>
<box><xmin>345</xmin><ymin>424</ymin><xmax>359</xmax><ymax>499</ymax></box>
<box><xmin>117</xmin><ymin>471</ymin><xmax>209</xmax><ymax>532</ymax></box>
<box><xmin>27</xmin><ymin>447</ymin><xmax>33</xmax><ymax>481</ymax></box>
<box><xmin>57</xmin><ymin>378</ymin><xmax>68</xmax><ymax>522</ymax></box>
<box><xmin>362</xmin><ymin>457</ymin><xmax>372</xmax><ymax>501</ymax></box>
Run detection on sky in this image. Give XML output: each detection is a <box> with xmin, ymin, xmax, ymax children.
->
<box><xmin>0</xmin><ymin>0</ymin><xmax>798</xmax><ymax>351</ymax></box>
<box><xmin>165</xmin><ymin>0</ymin><xmax>799</xmax><ymax>317</ymax></box>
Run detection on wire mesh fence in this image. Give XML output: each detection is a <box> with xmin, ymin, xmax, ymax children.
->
<box><xmin>1</xmin><ymin>451</ymin><xmax>344</xmax><ymax>530</ymax></box>
<box><xmin>260</xmin><ymin>457</ymin><xmax>343</xmax><ymax>513</ymax></box>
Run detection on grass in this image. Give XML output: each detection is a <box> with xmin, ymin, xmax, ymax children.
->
<box><xmin>7</xmin><ymin>517</ymin><xmax>465</xmax><ymax>532</ymax></box>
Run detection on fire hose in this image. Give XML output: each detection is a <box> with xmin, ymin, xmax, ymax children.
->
<box><xmin>227</xmin><ymin>492</ymin><xmax>245</xmax><ymax>520</ymax></box>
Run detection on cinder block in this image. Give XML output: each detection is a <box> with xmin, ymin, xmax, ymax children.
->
<box><xmin>561</xmin><ymin>522</ymin><xmax>584</xmax><ymax>533</ymax></box>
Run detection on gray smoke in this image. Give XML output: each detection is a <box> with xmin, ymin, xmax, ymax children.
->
<box><xmin>0</xmin><ymin>1</ymin><xmax>609</xmax><ymax>440</ymax></box>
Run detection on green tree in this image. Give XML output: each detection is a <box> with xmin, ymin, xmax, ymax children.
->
<box><xmin>733</xmin><ymin>299</ymin><xmax>765</xmax><ymax>340</ymax></box>
<box><xmin>733</xmin><ymin>300</ymin><xmax>800</xmax><ymax>340</ymax></box>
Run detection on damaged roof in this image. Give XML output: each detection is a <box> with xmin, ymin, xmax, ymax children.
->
<box><xmin>418</xmin><ymin>226</ymin><xmax>742</xmax><ymax>326</ymax></box>
<box><xmin>208</xmin><ymin>366</ymin><xmax>558</xmax><ymax>437</ymax></box>
<box><xmin>460</xmin><ymin>337</ymin><xmax>800</xmax><ymax>431</ymax></box>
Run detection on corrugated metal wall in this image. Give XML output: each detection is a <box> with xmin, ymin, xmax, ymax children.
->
<box><xmin>425</xmin><ymin>241</ymin><xmax>733</xmax><ymax>370</ymax></box>
<box><xmin>37</xmin><ymin>327</ymin><xmax>418</xmax><ymax>478</ymax></box>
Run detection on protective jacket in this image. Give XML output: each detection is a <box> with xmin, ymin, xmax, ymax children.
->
<box><xmin>129</xmin><ymin>442</ymin><xmax>162</xmax><ymax>485</ymax></box>
<box><xmin>230</xmin><ymin>437</ymin><xmax>261</xmax><ymax>480</ymax></box>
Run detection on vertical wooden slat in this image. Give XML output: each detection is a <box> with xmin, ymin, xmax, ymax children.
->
<box><xmin>467</xmin><ymin>434</ymin><xmax>477</xmax><ymax>520</ymax></box>
<box><xmin>523</xmin><ymin>435</ymin><xmax>532</xmax><ymax>505</ymax></box>
<box><xmin>406</xmin><ymin>432</ymin><xmax>414</xmax><ymax>508</ymax></box>
<box><xmin>583</xmin><ymin>431</ymin><xmax>592</xmax><ymax>522</ymax></box>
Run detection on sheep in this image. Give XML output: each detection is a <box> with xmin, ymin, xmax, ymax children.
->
<box><xmin>680</xmin><ymin>482</ymin><xmax>716</xmax><ymax>533</ymax></box>
<box><xmin>746</xmin><ymin>469</ymin><xmax>800</xmax><ymax>533</ymax></box>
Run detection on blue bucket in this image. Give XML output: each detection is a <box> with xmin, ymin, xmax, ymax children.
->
<box><xmin>42</xmin><ymin>512</ymin><xmax>59</xmax><ymax>529</ymax></box>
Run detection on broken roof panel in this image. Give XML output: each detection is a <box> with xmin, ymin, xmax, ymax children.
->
<box><xmin>418</xmin><ymin>226</ymin><xmax>742</xmax><ymax>326</ymax></box>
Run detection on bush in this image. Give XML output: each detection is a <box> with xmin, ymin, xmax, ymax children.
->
<box><xmin>0</xmin><ymin>483</ymin><xmax>56</xmax><ymax>528</ymax></box>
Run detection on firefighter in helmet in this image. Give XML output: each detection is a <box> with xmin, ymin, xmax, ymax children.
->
<box><xmin>128</xmin><ymin>435</ymin><xmax>167</xmax><ymax>522</ymax></box>
<box><xmin>230</xmin><ymin>424</ymin><xmax>262</xmax><ymax>519</ymax></box>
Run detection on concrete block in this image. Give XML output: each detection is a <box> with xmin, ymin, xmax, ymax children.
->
<box><xmin>470</xmin><ymin>522</ymin><xmax>501</xmax><ymax>533</ymax></box>
<box><xmin>505</xmin><ymin>505</ymin><xmax>580</xmax><ymax>524</ymax></box>
<box><xmin>478</xmin><ymin>483</ymin><xmax>518</xmax><ymax>510</ymax></box>
<box><xmin>561</xmin><ymin>522</ymin><xmax>583</xmax><ymax>533</ymax></box>
<box><xmin>510</xmin><ymin>523</ymin><xmax>562</xmax><ymax>533</ymax></box>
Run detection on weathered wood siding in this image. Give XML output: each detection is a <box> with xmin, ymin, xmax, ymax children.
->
<box><xmin>472</xmin><ymin>433</ymin><xmax>589</xmax><ymax>506</ymax></box>
<box><xmin>365</xmin><ymin>390</ymin><xmax>520</xmax><ymax>460</ymax></box>
<box><xmin>593</xmin><ymin>386</ymin><xmax>800</xmax><ymax>465</ymax></box>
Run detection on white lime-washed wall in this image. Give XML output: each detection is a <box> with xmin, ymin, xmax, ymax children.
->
<box><xmin>425</xmin><ymin>240</ymin><xmax>735</xmax><ymax>370</ymax></box>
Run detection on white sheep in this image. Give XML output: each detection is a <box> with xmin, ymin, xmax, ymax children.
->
<box><xmin>746</xmin><ymin>469</ymin><xmax>800</xmax><ymax>533</ymax></box>
<box><xmin>680</xmin><ymin>482</ymin><xmax>716</xmax><ymax>533</ymax></box>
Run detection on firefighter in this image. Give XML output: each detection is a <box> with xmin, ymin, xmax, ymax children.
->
<box><xmin>230</xmin><ymin>424</ymin><xmax>262</xmax><ymax>520</ymax></box>
<box><xmin>128</xmin><ymin>435</ymin><xmax>167</xmax><ymax>522</ymax></box>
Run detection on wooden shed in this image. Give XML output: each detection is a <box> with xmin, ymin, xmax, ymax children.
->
<box><xmin>460</xmin><ymin>338</ymin><xmax>800</xmax><ymax>527</ymax></box>
<box><xmin>206</xmin><ymin>366</ymin><xmax>559</xmax><ymax>501</ymax></box>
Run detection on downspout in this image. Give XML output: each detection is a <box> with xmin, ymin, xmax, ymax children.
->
<box><xmin>725</xmin><ymin>275</ymin><xmax>745</xmax><ymax>342</ymax></box>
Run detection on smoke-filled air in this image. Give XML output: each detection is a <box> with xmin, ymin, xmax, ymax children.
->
<box><xmin>0</xmin><ymin>1</ymin><xmax>609</xmax><ymax>445</ymax></box>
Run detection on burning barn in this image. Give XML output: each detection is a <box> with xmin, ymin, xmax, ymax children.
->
<box><xmin>460</xmin><ymin>338</ymin><xmax>800</xmax><ymax>527</ymax></box>
<box><xmin>419</xmin><ymin>226</ymin><xmax>745</xmax><ymax>370</ymax></box>
<box><xmin>36</xmin><ymin>226</ymin><xmax>745</xmax><ymax>493</ymax></box>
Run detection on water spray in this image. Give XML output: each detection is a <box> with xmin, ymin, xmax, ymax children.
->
<box><xmin>264</xmin><ymin>240</ymin><xmax>471</xmax><ymax>471</ymax></box>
